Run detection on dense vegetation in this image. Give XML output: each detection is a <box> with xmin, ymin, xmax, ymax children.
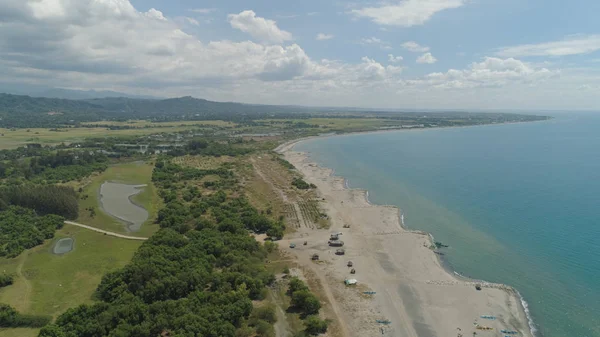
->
<box><xmin>152</xmin><ymin>159</ymin><xmax>285</xmax><ymax>238</ymax></box>
<box><xmin>0</xmin><ymin>304</ymin><xmax>51</xmax><ymax>328</ymax></box>
<box><xmin>0</xmin><ymin>148</ymin><xmax>108</xmax><ymax>184</ymax></box>
<box><xmin>0</xmin><ymin>206</ymin><xmax>64</xmax><ymax>258</ymax></box>
<box><xmin>167</xmin><ymin>138</ymin><xmax>253</xmax><ymax>157</ymax></box>
<box><xmin>0</xmin><ymin>185</ymin><xmax>79</xmax><ymax>219</ymax></box>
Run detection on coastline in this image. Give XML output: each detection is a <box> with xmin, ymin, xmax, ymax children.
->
<box><xmin>276</xmin><ymin>136</ymin><xmax>536</xmax><ymax>337</ymax></box>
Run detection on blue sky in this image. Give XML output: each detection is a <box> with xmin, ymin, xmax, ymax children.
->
<box><xmin>1</xmin><ymin>0</ymin><xmax>600</xmax><ymax>110</ymax></box>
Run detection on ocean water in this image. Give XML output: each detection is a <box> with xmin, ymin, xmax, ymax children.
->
<box><xmin>296</xmin><ymin>113</ymin><xmax>600</xmax><ymax>337</ymax></box>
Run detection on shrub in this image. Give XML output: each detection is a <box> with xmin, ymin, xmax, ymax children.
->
<box><xmin>250</xmin><ymin>305</ymin><xmax>277</xmax><ymax>324</ymax></box>
<box><xmin>288</xmin><ymin>277</ymin><xmax>308</xmax><ymax>293</ymax></box>
<box><xmin>291</xmin><ymin>290</ymin><xmax>321</xmax><ymax>316</ymax></box>
<box><xmin>304</xmin><ymin>316</ymin><xmax>328</xmax><ymax>335</ymax></box>
<box><xmin>0</xmin><ymin>304</ymin><xmax>51</xmax><ymax>328</ymax></box>
<box><xmin>0</xmin><ymin>274</ymin><xmax>13</xmax><ymax>288</ymax></box>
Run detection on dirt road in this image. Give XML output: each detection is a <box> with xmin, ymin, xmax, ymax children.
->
<box><xmin>63</xmin><ymin>221</ymin><xmax>148</xmax><ymax>241</ymax></box>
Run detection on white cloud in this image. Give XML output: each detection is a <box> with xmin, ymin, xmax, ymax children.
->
<box><xmin>388</xmin><ymin>54</ymin><xmax>403</xmax><ymax>63</ymax></box>
<box><xmin>409</xmin><ymin>57</ymin><xmax>556</xmax><ymax>89</ymax></box>
<box><xmin>145</xmin><ymin>8</ymin><xmax>166</xmax><ymax>21</ymax></box>
<box><xmin>189</xmin><ymin>8</ymin><xmax>216</xmax><ymax>14</ymax></box>
<box><xmin>276</xmin><ymin>14</ymin><xmax>300</xmax><ymax>19</ymax></box>
<box><xmin>0</xmin><ymin>1</ymin><xmax>310</xmax><ymax>84</ymax></box>
<box><xmin>361</xmin><ymin>37</ymin><xmax>392</xmax><ymax>50</ymax></box>
<box><xmin>497</xmin><ymin>35</ymin><xmax>600</xmax><ymax>57</ymax></box>
<box><xmin>316</xmin><ymin>33</ymin><xmax>334</xmax><ymax>41</ymax></box>
<box><xmin>228</xmin><ymin>10</ymin><xmax>292</xmax><ymax>44</ymax></box>
<box><xmin>417</xmin><ymin>53</ymin><xmax>437</xmax><ymax>64</ymax></box>
<box><xmin>401</xmin><ymin>41</ymin><xmax>429</xmax><ymax>52</ymax></box>
<box><xmin>185</xmin><ymin>17</ymin><xmax>199</xmax><ymax>26</ymax></box>
<box><xmin>3</xmin><ymin>0</ymin><xmax>595</xmax><ymax>110</ymax></box>
<box><xmin>352</xmin><ymin>0</ymin><xmax>466</xmax><ymax>27</ymax></box>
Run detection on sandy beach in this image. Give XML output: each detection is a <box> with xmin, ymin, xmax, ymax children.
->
<box><xmin>276</xmin><ymin>139</ymin><xmax>533</xmax><ymax>337</ymax></box>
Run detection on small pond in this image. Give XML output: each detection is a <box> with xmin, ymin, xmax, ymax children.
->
<box><xmin>99</xmin><ymin>182</ymin><xmax>149</xmax><ymax>232</ymax></box>
<box><xmin>53</xmin><ymin>238</ymin><xmax>74</xmax><ymax>255</ymax></box>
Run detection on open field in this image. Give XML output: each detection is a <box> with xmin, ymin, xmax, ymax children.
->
<box><xmin>76</xmin><ymin>161</ymin><xmax>160</xmax><ymax>237</ymax></box>
<box><xmin>0</xmin><ymin>124</ymin><xmax>224</xmax><ymax>149</ymax></box>
<box><xmin>0</xmin><ymin>328</ymin><xmax>39</xmax><ymax>337</ymax></box>
<box><xmin>264</xmin><ymin>118</ymin><xmax>401</xmax><ymax>132</ymax></box>
<box><xmin>172</xmin><ymin>155</ymin><xmax>236</xmax><ymax>170</ymax></box>
<box><xmin>0</xmin><ymin>224</ymin><xmax>141</xmax><ymax>336</ymax></box>
<box><xmin>80</xmin><ymin>120</ymin><xmax>236</xmax><ymax>128</ymax></box>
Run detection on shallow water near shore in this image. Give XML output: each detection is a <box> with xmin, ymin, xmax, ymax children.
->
<box><xmin>99</xmin><ymin>182</ymin><xmax>149</xmax><ymax>232</ymax></box>
<box><xmin>296</xmin><ymin>113</ymin><xmax>600</xmax><ymax>337</ymax></box>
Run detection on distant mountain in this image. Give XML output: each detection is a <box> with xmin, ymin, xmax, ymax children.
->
<box><xmin>36</xmin><ymin>88</ymin><xmax>160</xmax><ymax>100</ymax></box>
<box><xmin>0</xmin><ymin>93</ymin><xmax>549</xmax><ymax>129</ymax></box>
<box><xmin>0</xmin><ymin>83</ymin><xmax>159</xmax><ymax>100</ymax></box>
<box><xmin>0</xmin><ymin>93</ymin><xmax>311</xmax><ymax>128</ymax></box>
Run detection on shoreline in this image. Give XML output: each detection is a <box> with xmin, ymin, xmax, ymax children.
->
<box><xmin>277</xmin><ymin>135</ymin><xmax>536</xmax><ymax>337</ymax></box>
<box><xmin>276</xmin><ymin>118</ymin><xmax>552</xmax><ymax>153</ymax></box>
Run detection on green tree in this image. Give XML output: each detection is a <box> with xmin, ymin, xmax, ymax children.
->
<box><xmin>304</xmin><ymin>316</ymin><xmax>328</xmax><ymax>335</ymax></box>
<box><xmin>291</xmin><ymin>290</ymin><xmax>321</xmax><ymax>315</ymax></box>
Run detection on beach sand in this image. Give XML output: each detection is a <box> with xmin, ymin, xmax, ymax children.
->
<box><xmin>276</xmin><ymin>140</ymin><xmax>533</xmax><ymax>337</ymax></box>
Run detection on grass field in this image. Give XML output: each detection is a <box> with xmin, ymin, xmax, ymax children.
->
<box><xmin>0</xmin><ymin>224</ymin><xmax>142</xmax><ymax>336</ymax></box>
<box><xmin>76</xmin><ymin>161</ymin><xmax>160</xmax><ymax>238</ymax></box>
<box><xmin>0</xmin><ymin>122</ymin><xmax>232</xmax><ymax>150</ymax></box>
<box><xmin>80</xmin><ymin>120</ymin><xmax>236</xmax><ymax>128</ymax></box>
<box><xmin>264</xmin><ymin>117</ymin><xmax>399</xmax><ymax>131</ymax></box>
<box><xmin>0</xmin><ymin>328</ymin><xmax>39</xmax><ymax>337</ymax></box>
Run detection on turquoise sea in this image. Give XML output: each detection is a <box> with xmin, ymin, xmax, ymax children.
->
<box><xmin>296</xmin><ymin>113</ymin><xmax>600</xmax><ymax>337</ymax></box>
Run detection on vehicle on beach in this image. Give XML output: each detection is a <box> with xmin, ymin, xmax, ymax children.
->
<box><xmin>289</xmin><ymin>243</ymin><xmax>296</xmax><ymax>248</ymax></box>
<box><xmin>335</xmin><ymin>248</ymin><xmax>345</xmax><ymax>255</ymax></box>
<box><xmin>328</xmin><ymin>240</ymin><xmax>344</xmax><ymax>247</ymax></box>
<box><xmin>344</xmin><ymin>279</ymin><xmax>357</xmax><ymax>286</ymax></box>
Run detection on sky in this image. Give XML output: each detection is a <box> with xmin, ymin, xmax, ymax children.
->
<box><xmin>1</xmin><ymin>0</ymin><xmax>600</xmax><ymax>110</ymax></box>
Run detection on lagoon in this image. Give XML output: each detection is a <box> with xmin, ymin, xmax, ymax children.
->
<box><xmin>99</xmin><ymin>182</ymin><xmax>149</xmax><ymax>232</ymax></box>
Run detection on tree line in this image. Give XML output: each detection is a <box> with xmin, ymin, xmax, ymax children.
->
<box><xmin>0</xmin><ymin>149</ymin><xmax>108</xmax><ymax>184</ymax></box>
<box><xmin>0</xmin><ymin>185</ymin><xmax>79</xmax><ymax>220</ymax></box>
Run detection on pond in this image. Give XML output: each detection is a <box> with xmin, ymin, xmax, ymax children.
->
<box><xmin>99</xmin><ymin>182</ymin><xmax>149</xmax><ymax>232</ymax></box>
<box><xmin>53</xmin><ymin>238</ymin><xmax>74</xmax><ymax>255</ymax></box>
